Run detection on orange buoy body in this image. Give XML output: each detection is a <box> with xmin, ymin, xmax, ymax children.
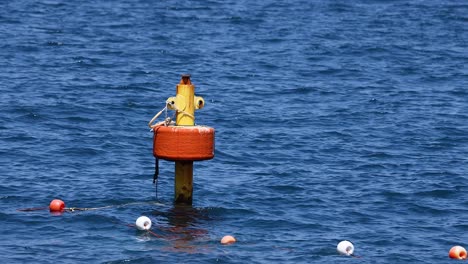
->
<box><xmin>153</xmin><ymin>125</ymin><xmax>215</xmax><ymax>161</ymax></box>
<box><xmin>449</xmin><ymin>246</ymin><xmax>467</xmax><ymax>260</ymax></box>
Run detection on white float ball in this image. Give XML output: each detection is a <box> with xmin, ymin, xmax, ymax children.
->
<box><xmin>135</xmin><ymin>216</ymin><xmax>152</xmax><ymax>231</ymax></box>
<box><xmin>337</xmin><ymin>240</ymin><xmax>354</xmax><ymax>256</ymax></box>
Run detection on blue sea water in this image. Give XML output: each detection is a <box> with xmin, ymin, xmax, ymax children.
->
<box><xmin>1</xmin><ymin>0</ymin><xmax>468</xmax><ymax>263</ymax></box>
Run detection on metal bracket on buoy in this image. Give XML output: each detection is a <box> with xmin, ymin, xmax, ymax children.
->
<box><xmin>166</xmin><ymin>95</ymin><xmax>204</xmax><ymax>112</ymax></box>
<box><xmin>150</xmin><ymin>74</ymin><xmax>215</xmax><ymax>205</ymax></box>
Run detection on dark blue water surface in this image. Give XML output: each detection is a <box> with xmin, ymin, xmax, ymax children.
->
<box><xmin>1</xmin><ymin>0</ymin><xmax>468</xmax><ymax>263</ymax></box>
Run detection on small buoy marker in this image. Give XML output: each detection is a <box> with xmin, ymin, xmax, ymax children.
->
<box><xmin>49</xmin><ymin>199</ymin><xmax>65</xmax><ymax>212</ymax></box>
<box><xmin>449</xmin><ymin>246</ymin><xmax>467</xmax><ymax>260</ymax></box>
<box><xmin>221</xmin><ymin>235</ymin><xmax>236</xmax><ymax>245</ymax></box>
<box><xmin>337</xmin><ymin>240</ymin><xmax>354</xmax><ymax>256</ymax></box>
<box><xmin>135</xmin><ymin>216</ymin><xmax>152</xmax><ymax>231</ymax></box>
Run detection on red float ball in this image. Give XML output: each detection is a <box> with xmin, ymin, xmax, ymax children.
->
<box><xmin>449</xmin><ymin>246</ymin><xmax>467</xmax><ymax>260</ymax></box>
<box><xmin>49</xmin><ymin>199</ymin><xmax>65</xmax><ymax>212</ymax></box>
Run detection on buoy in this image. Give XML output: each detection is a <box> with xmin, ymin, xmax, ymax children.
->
<box><xmin>49</xmin><ymin>199</ymin><xmax>65</xmax><ymax>212</ymax></box>
<box><xmin>221</xmin><ymin>235</ymin><xmax>236</xmax><ymax>245</ymax></box>
<box><xmin>149</xmin><ymin>75</ymin><xmax>216</xmax><ymax>205</ymax></box>
<box><xmin>337</xmin><ymin>240</ymin><xmax>354</xmax><ymax>256</ymax></box>
<box><xmin>449</xmin><ymin>245</ymin><xmax>467</xmax><ymax>260</ymax></box>
<box><xmin>135</xmin><ymin>216</ymin><xmax>152</xmax><ymax>231</ymax></box>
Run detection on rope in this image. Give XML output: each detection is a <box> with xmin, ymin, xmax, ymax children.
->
<box><xmin>18</xmin><ymin>201</ymin><xmax>167</xmax><ymax>213</ymax></box>
<box><xmin>148</xmin><ymin>229</ymin><xmax>164</xmax><ymax>238</ymax></box>
<box><xmin>64</xmin><ymin>201</ymin><xmax>166</xmax><ymax>212</ymax></box>
<box><xmin>154</xmin><ymin>157</ymin><xmax>159</xmax><ymax>200</ymax></box>
<box><xmin>153</xmin><ymin>158</ymin><xmax>159</xmax><ymax>184</ymax></box>
<box><xmin>148</xmin><ymin>105</ymin><xmax>168</xmax><ymax>129</ymax></box>
<box><xmin>65</xmin><ymin>206</ymin><xmax>113</xmax><ymax>212</ymax></box>
<box><xmin>170</xmin><ymin>102</ymin><xmax>195</xmax><ymax>120</ymax></box>
<box><xmin>148</xmin><ymin>99</ymin><xmax>195</xmax><ymax>130</ymax></box>
<box><xmin>126</xmin><ymin>224</ymin><xmax>164</xmax><ymax>238</ymax></box>
<box><xmin>17</xmin><ymin>207</ymin><xmax>48</xmax><ymax>212</ymax></box>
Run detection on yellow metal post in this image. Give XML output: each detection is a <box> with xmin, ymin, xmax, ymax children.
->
<box><xmin>175</xmin><ymin>74</ymin><xmax>195</xmax><ymax>205</ymax></box>
<box><xmin>175</xmin><ymin>161</ymin><xmax>193</xmax><ymax>204</ymax></box>
<box><xmin>175</xmin><ymin>74</ymin><xmax>195</xmax><ymax>126</ymax></box>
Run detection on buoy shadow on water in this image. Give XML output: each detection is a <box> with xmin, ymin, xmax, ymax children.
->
<box><xmin>130</xmin><ymin>213</ymin><xmax>215</xmax><ymax>254</ymax></box>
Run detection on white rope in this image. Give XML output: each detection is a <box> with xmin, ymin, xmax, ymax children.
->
<box><xmin>170</xmin><ymin>102</ymin><xmax>195</xmax><ymax>120</ymax></box>
<box><xmin>148</xmin><ymin>105</ymin><xmax>168</xmax><ymax>129</ymax></box>
<box><xmin>65</xmin><ymin>201</ymin><xmax>167</xmax><ymax>212</ymax></box>
<box><xmin>148</xmin><ymin>100</ymin><xmax>195</xmax><ymax>129</ymax></box>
